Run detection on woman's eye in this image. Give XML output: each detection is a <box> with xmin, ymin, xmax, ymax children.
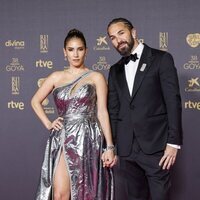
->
<box><xmin>79</xmin><ymin>47</ymin><xmax>84</xmax><ymax>50</ymax></box>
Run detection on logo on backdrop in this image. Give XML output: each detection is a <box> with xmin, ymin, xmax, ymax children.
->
<box><xmin>36</xmin><ymin>59</ymin><xmax>53</xmax><ymax>69</ymax></box>
<box><xmin>11</xmin><ymin>76</ymin><xmax>20</xmax><ymax>95</ymax></box>
<box><xmin>184</xmin><ymin>100</ymin><xmax>200</xmax><ymax>110</ymax></box>
<box><xmin>186</xmin><ymin>33</ymin><xmax>200</xmax><ymax>48</ymax></box>
<box><xmin>183</xmin><ymin>55</ymin><xmax>200</xmax><ymax>70</ymax></box>
<box><xmin>92</xmin><ymin>56</ymin><xmax>110</xmax><ymax>71</ymax></box>
<box><xmin>185</xmin><ymin>77</ymin><xmax>200</xmax><ymax>92</ymax></box>
<box><xmin>40</xmin><ymin>35</ymin><xmax>48</xmax><ymax>53</ymax></box>
<box><xmin>37</xmin><ymin>78</ymin><xmax>54</xmax><ymax>114</ymax></box>
<box><xmin>5</xmin><ymin>40</ymin><xmax>25</xmax><ymax>49</ymax></box>
<box><xmin>6</xmin><ymin>58</ymin><xmax>24</xmax><ymax>72</ymax></box>
<box><xmin>159</xmin><ymin>32</ymin><xmax>168</xmax><ymax>51</ymax></box>
<box><xmin>8</xmin><ymin>100</ymin><xmax>24</xmax><ymax>110</ymax></box>
<box><xmin>93</xmin><ymin>36</ymin><xmax>110</xmax><ymax>50</ymax></box>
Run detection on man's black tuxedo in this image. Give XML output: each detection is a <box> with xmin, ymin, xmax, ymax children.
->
<box><xmin>108</xmin><ymin>44</ymin><xmax>183</xmax><ymax>157</ymax></box>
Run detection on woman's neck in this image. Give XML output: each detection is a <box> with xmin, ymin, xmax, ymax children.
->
<box><xmin>67</xmin><ymin>65</ymin><xmax>88</xmax><ymax>75</ymax></box>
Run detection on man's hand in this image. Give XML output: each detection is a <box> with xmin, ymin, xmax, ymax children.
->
<box><xmin>159</xmin><ymin>145</ymin><xmax>178</xmax><ymax>170</ymax></box>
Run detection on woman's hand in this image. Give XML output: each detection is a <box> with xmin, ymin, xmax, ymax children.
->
<box><xmin>47</xmin><ymin>117</ymin><xmax>63</xmax><ymax>131</ymax></box>
<box><xmin>101</xmin><ymin>149</ymin><xmax>117</xmax><ymax>168</ymax></box>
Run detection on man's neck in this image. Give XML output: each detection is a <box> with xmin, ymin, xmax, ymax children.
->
<box><xmin>131</xmin><ymin>40</ymin><xmax>139</xmax><ymax>53</ymax></box>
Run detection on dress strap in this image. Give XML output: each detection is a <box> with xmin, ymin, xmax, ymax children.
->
<box><xmin>67</xmin><ymin>70</ymin><xmax>93</xmax><ymax>96</ymax></box>
<box><xmin>72</xmin><ymin>70</ymin><xmax>92</xmax><ymax>85</ymax></box>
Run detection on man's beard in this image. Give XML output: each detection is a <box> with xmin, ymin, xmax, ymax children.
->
<box><xmin>116</xmin><ymin>37</ymin><xmax>134</xmax><ymax>56</ymax></box>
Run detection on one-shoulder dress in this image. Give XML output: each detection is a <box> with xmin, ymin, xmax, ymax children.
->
<box><xmin>36</xmin><ymin>70</ymin><xmax>114</xmax><ymax>200</ymax></box>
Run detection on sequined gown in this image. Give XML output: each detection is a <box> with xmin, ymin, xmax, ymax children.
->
<box><xmin>36</xmin><ymin>71</ymin><xmax>114</xmax><ymax>200</ymax></box>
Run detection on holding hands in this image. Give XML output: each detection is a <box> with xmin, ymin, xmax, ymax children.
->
<box><xmin>101</xmin><ymin>145</ymin><xmax>117</xmax><ymax>168</ymax></box>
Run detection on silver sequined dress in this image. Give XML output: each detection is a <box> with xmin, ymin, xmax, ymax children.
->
<box><xmin>36</xmin><ymin>71</ymin><xmax>114</xmax><ymax>200</ymax></box>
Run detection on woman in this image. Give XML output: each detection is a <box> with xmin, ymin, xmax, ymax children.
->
<box><xmin>31</xmin><ymin>29</ymin><xmax>116</xmax><ymax>200</ymax></box>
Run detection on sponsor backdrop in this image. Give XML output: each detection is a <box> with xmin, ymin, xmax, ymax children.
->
<box><xmin>0</xmin><ymin>0</ymin><xmax>199</xmax><ymax>199</ymax></box>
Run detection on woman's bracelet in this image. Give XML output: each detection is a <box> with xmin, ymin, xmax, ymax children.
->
<box><xmin>106</xmin><ymin>145</ymin><xmax>115</xmax><ymax>151</ymax></box>
<box><xmin>103</xmin><ymin>145</ymin><xmax>116</xmax><ymax>153</ymax></box>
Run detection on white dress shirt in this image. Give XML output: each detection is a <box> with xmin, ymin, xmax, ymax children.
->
<box><xmin>124</xmin><ymin>43</ymin><xmax>180</xmax><ymax>149</ymax></box>
<box><xmin>125</xmin><ymin>43</ymin><xmax>144</xmax><ymax>96</ymax></box>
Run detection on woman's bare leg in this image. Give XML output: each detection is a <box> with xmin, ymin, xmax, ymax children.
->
<box><xmin>53</xmin><ymin>150</ymin><xmax>70</xmax><ymax>200</ymax></box>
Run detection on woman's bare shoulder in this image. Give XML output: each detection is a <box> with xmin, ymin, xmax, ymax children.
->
<box><xmin>89</xmin><ymin>70</ymin><xmax>107</xmax><ymax>86</ymax></box>
<box><xmin>47</xmin><ymin>70</ymin><xmax>65</xmax><ymax>81</ymax></box>
<box><xmin>89</xmin><ymin>70</ymin><xmax>105</xmax><ymax>79</ymax></box>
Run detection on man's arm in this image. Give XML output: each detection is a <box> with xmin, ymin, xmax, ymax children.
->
<box><xmin>159</xmin><ymin>52</ymin><xmax>183</xmax><ymax>145</ymax></box>
<box><xmin>158</xmin><ymin>52</ymin><xmax>183</xmax><ymax>169</ymax></box>
<box><xmin>107</xmin><ymin>68</ymin><xmax>120</xmax><ymax>144</ymax></box>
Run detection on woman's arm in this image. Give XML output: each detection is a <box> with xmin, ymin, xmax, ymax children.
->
<box><xmin>31</xmin><ymin>72</ymin><xmax>63</xmax><ymax>131</ymax></box>
<box><xmin>93</xmin><ymin>72</ymin><xmax>116</xmax><ymax>167</ymax></box>
<box><xmin>94</xmin><ymin>72</ymin><xmax>113</xmax><ymax>145</ymax></box>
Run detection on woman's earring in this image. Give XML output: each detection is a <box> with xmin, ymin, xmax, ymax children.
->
<box><xmin>64</xmin><ymin>56</ymin><xmax>67</xmax><ymax>61</ymax></box>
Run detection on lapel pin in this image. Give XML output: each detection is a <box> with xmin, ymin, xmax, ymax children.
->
<box><xmin>140</xmin><ymin>63</ymin><xmax>147</xmax><ymax>72</ymax></box>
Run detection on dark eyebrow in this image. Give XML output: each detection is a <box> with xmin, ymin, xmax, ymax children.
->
<box><xmin>109</xmin><ymin>29</ymin><xmax>124</xmax><ymax>38</ymax></box>
<box><xmin>118</xmin><ymin>30</ymin><xmax>124</xmax><ymax>34</ymax></box>
<box><xmin>66</xmin><ymin>46</ymin><xmax>85</xmax><ymax>49</ymax></box>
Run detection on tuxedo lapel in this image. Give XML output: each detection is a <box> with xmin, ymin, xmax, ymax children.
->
<box><xmin>131</xmin><ymin>45</ymin><xmax>154</xmax><ymax>101</ymax></box>
<box><xmin>115</xmin><ymin>61</ymin><xmax>131</xmax><ymax>100</ymax></box>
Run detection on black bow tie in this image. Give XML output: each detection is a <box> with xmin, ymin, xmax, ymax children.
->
<box><xmin>122</xmin><ymin>53</ymin><xmax>138</xmax><ymax>65</ymax></box>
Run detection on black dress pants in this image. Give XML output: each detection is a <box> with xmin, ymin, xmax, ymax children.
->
<box><xmin>115</xmin><ymin>140</ymin><xmax>171</xmax><ymax>200</ymax></box>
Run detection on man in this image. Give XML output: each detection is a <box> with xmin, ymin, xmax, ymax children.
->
<box><xmin>107</xmin><ymin>18</ymin><xmax>182</xmax><ymax>200</ymax></box>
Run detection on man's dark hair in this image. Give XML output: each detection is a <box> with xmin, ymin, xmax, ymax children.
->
<box><xmin>107</xmin><ymin>18</ymin><xmax>134</xmax><ymax>32</ymax></box>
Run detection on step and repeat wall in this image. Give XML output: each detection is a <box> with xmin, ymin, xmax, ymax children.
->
<box><xmin>0</xmin><ymin>0</ymin><xmax>199</xmax><ymax>199</ymax></box>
